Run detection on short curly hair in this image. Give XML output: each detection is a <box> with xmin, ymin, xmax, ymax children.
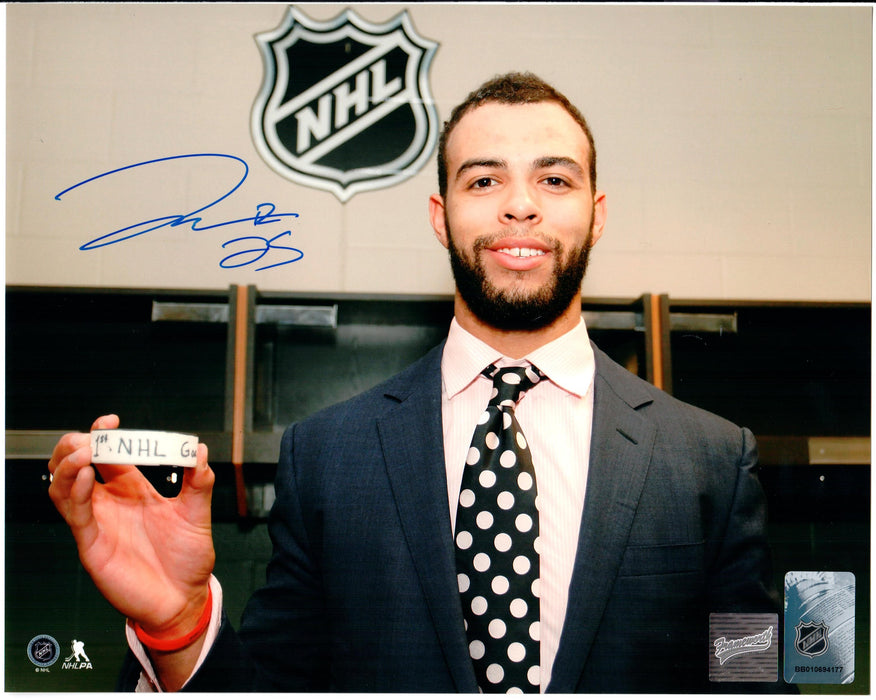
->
<box><xmin>436</xmin><ymin>72</ymin><xmax>597</xmax><ymax>198</ymax></box>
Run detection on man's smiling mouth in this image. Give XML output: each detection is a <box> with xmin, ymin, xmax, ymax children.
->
<box><xmin>495</xmin><ymin>247</ymin><xmax>547</xmax><ymax>258</ymax></box>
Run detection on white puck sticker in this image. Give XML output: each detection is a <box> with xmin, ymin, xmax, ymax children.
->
<box><xmin>90</xmin><ymin>430</ymin><xmax>199</xmax><ymax>467</ymax></box>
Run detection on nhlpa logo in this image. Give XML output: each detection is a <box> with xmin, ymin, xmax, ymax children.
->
<box><xmin>795</xmin><ymin>620</ymin><xmax>829</xmax><ymax>658</ymax></box>
<box><xmin>252</xmin><ymin>6</ymin><xmax>440</xmax><ymax>202</ymax></box>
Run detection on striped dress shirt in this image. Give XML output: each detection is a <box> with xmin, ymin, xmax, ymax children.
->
<box><xmin>441</xmin><ymin>317</ymin><xmax>596</xmax><ymax>691</ymax></box>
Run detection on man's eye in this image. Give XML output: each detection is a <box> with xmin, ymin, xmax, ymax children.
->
<box><xmin>543</xmin><ymin>176</ymin><xmax>568</xmax><ymax>187</ymax></box>
<box><xmin>471</xmin><ymin>177</ymin><xmax>496</xmax><ymax>189</ymax></box>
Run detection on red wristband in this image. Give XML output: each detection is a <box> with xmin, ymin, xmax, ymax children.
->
<box><xmin>133</xmin><ymin>587</ymin><xmax>213</xmax><ymax>652</ymax></box>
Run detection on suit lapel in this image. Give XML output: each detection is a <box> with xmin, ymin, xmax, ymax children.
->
<box><xmin>376</xmin><ymin>345</ymin><xmax>478</xmax><ymax>692</ymax></box>
<box><xmin>547</xmin><ymin>347</ymin><xmax>657</xmax><ymax>692</ymax></box>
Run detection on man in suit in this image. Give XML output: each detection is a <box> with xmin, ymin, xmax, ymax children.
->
<box><xmin>48</xmin><ymin>72</ymin><xmax>783</xmax><ymax>693</ymax></box>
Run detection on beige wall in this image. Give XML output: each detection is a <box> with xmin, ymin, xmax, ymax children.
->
<box><xmin>7</xmin><ymin>3</ymin><xmax>871</xmax><ymax>300</ymax></box>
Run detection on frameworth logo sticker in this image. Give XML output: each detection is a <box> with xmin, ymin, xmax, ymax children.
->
<box><xmin>709</xmin><ymin>614</ymin><xmax>777</xmax><ymax>682</ymax></box>
<box><xmin>252</xmin><ymin>6</ymin><xmax>439</xmax><ymax>202</ymax></box>
<box><xmin>714</xmin><ymin>625</ymin><xmax>774</xmax><ymax>665</ymax></box>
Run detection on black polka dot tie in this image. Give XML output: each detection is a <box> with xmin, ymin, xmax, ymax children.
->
<box><xmin>455</xmin><ymin>364</ymin><xmax>544</xmax><ymax>693</ymax></box>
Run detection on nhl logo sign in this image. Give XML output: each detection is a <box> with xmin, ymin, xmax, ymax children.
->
<box><xmin>252</xmin><ymin>7</ymin><xmax>440</xmax><ymax>202</ymax></box>
<box><xmin>795</xmin><ymin>620</ymin><xmax>830</xmax><ymax>658</ymax></box>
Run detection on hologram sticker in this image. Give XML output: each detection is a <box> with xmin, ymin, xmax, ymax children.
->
<box><xmin>783</xmin><ymin>571</ymin><xmax>855</xmax><ymax>684</ymax></box>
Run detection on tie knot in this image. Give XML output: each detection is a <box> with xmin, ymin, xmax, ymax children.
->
<box><xmin>483</xmin><ymin>364</ymin><xmax>545</xmax><ymax>408</ymax></box>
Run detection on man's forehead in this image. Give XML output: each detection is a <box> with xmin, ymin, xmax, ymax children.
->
<box><xmin>446</xmin><ymin>102</ymin><xmax>591</xmax><ymax>170</ymax></box>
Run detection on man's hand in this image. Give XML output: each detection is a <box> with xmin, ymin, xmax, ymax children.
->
<box><xmin>48</xmin><ymin>414</ymin><xmax>216</xmax><ymax>647</ymax></box>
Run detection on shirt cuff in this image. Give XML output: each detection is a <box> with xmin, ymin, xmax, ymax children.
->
<box><xmin>125</xmin><ymin>575</ymin><xmax>223</xmax><ymax>692</ymax></box>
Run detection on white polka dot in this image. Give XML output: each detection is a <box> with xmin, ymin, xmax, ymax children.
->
<box><xmin>466</xmin><ymin>446</ymin><xmax>480</xmax><ymax>465</ymax></box>
<box><xmin>499</xmin><ymin>450</ymin><xmax>517</xmax><ymax>468</ymax></box>
<box><xmin>534</xmin><ymin>495</ymin><xmax>542</xmax><ymax>512</ymax></box>
<box><xmin>494</xmin><ymin>532</ymin><xmax>512</xmax><ymax>552</ymax></box>
<box><xmin>489</xmin><ymin>618</ymin><xmax>506</xmax><ymax>638</ymax></box>
<box><xmin>457</xmin><ymin>572</ymin><xmax>470</xmax><ymax>593</ymax></box>
<box><xmin>529</xmin><ymin>621</ymin><xmax>540</xmax><ymax>641</ymax></box>
<box><xmin>459</xmin><ymin>489</ymin><xmax>475</xmax><ymax>508</ymax></box>
<box><xmin>491</xmin><ymin>575</ymin><xmax>509</xmax><ymax>595</ymax></box>
<box><xmin>478</xmin><ymin>410</ymin><xmax>491</xmax><ymax>425</ymax></box>
<box><xmin>507</xmin><ymin>687</ymin><xmax>523</xmax><ymax>694</ymax></box>
<box><xmin>513</xmin><ymin>555</ymin><xmax>531</xmax><ymax>575</ymax></box>
<box><xmin>533</xmin><ymin>536</ymin><xmax>542</xmax><ymax>554</ymax></box>
<box><xmin>502</xmin><ymin>412</ymin><xmax>513</xmax><ymax>430</ymax></box>
<box><xmin>507</xmin><ymin>642</ymin><xmax>526</xmax><ymax>663</ymax></box>
<box><xmin>479</xmin><ymin>470</ymin><xmax>496</xmax><ymax>488</ymax></box>
<box><xmin>456</xmin><ymin>530</ymin><xmax>473</xmax><ymax>549</ymax></box>
<box><xmin>515</xmin><ymin>513</ymin><xmax>533</xmax><ymax>532</ymax></box>
<box><xmin>502</xmin><ymin>372</ymin><xmax>522</xmax><ymax>385</ymax></box>
<box><xmin>525</xmin><ymin>367</ymin><xmax>540</xmax><ymax>383</ymax></box>
<box><xmin>471</xmin><ymin>596</ymin><xmax>488</xmax><ymax>615</ymax></box>
<box><xmin>531</xmin><ymin>578</ymin><xmax>540</xmax><ymax>598</ymax></box>
<box><xmin>469</xmin><ymin>639</ymin><xmax>485</xmax><ymax>659</ymax></box>
<box><xmin>527</xmin><ymin>665</ymin><xmax>540</xmax><ymax>686</ymax></box>
<box><xmin>485</xmin><ymin>432</ymin><xmax>499</xmax><ymax>450</ymax></box>
<box><xmin>476</xmin><ymin>511</ymin><xmax>494</xmax><ymax>529</ymax></box>
<box><xmin>486</xmin><ymin>663</ymin><xmax>505</xmax><ymax>684</ymax></box>
<box><xmin>516</xmin><ymin>431</ymin><xmax>528</xmax><ymax>450</ymax></box>
<box><xmin>473</xmin><ymin>552</ymin><xmax>491</xmax><ymax>572</ymax></box>
<box><xmin>517</xmin><ymin>473</ymin><xmax>533</xmax><ymax>491</ymax></box>
<box><xmin>510</xmin><ymin>598</ymin><xmax>528</xmax><ymax>618</ymax></box>
<box><xmin>497</xmin><ymin>491</ymin><xmax>515</xmax><ymax>510</ymax></box>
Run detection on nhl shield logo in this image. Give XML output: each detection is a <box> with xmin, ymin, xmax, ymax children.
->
<box><xmin>252</xmin><ymin>7</ymin><xmax>440</xmax><ymax>202</ymax></box>
<box><xmin>795</xmin><ymin>620</ymin><xmax>829</xmax><ymax>658</ymax></box>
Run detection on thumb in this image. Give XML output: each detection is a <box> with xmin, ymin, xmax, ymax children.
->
<box><xmin>178</xmin><ymin>443</ymin><xmax>214</xmax><ymax>524</ymax></box>
<box><xmin>68</xmin><ymin>466</ymin><xmax>101</xmax><ymax>551</ymax></box>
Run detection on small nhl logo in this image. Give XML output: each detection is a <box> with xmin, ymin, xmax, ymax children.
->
<box><xmin>252</xmin><ymin>6</ymin><xmax>440</xmax><ymax>202</ymax></box>
<box><xmin>795</xmin><ymin>620</ymin><xmax>829</xmax><ymax>658</ymax></box>
<box><xmin>27</xmin><ymin>634</ymin><xmax>60</xmax><ymax>669</ymax></box>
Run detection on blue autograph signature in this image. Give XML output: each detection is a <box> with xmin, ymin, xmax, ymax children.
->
<box><xmin>54</xmin><ymin>153</ymin><xmax>303</xmax><ymax>271</ymax></box>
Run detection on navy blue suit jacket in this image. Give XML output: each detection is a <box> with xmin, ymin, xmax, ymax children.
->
<box><xmin>123</xmin><ymin>342</ymin><xmax>784</xmax><ymax>692</ymax></box>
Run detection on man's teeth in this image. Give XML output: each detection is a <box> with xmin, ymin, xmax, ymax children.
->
<box><xmin>497</xmin><ymin>247</ymin><xmax>546</xmax><ymax>258</ymax></box>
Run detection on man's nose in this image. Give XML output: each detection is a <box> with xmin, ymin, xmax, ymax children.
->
<box><xmin>500</xmin><ymin>182</ymin><xmax>541</xmax><ymax>225</ymax></box>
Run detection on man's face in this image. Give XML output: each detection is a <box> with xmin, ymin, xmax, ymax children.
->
<box><xmin>430</xmin><ymin>101</ymin><xmax>606</xmax><ymax>332</ymax></box>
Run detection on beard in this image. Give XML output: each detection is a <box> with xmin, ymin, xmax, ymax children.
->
<box><xmin>446</xmin><ymin>220</ymin><xmax>594</xmax><ymax>332</ymax></box>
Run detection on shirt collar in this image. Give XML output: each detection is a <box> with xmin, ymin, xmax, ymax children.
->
<box><xmin>442</xmin><ymin>316</ymin><xmax>595</xmax><ymax>400</ymax></box>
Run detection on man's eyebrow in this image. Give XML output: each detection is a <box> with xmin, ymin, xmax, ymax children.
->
<box><xmin>534</xmin><ymin>156</ymin><xmax>586</xmax><ymax>177</ymax></box>
<box><xmin>454</xmin><ymin>158</ymin><xmax>508</xmax><ymax>180</ymax></box>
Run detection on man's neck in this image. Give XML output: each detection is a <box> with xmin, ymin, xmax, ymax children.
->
<box><xmin>453</xmin><ymin>295</ymin><xmax>582</xmax><ymax>359</ymax></box>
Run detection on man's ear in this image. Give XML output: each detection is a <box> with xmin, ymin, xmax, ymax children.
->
<box><xmin>590</xmin><ymin>190</ymin><xmax>607</xmax><ymax>246</ymax></box>
<box><xmin>429</xmin><ymin>193</ymin><xmax>449</xmax><ymax>249</ymax></box>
